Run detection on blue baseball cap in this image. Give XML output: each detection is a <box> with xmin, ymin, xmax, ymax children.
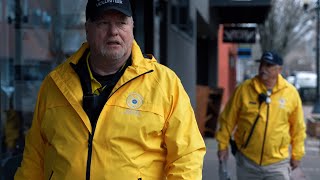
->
<box><xmin>259</xmin><ymin>51</ymin><xmax>283</xmax><ymax>66</ymax></box>
<box><xmin>86</xmin><ymin>0</ymin><xmax>132</xmax><ymax>21</ymax></box>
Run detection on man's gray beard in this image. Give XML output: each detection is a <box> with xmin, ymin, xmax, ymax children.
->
<box><xmin>99</xmin><ymin>46</ymin><xmax>123</xmax><ymax>60</ymax></box>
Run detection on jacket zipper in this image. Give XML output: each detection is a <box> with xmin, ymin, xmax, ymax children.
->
<box><xmin>49</xmin><ymin>171</ymin><xmax>53</xmax><ymax>180</ymax></box>
<box><xmin>84</xmin><ymin>70</ymin><xmax>153</xmax><ymax>180</ymax></box>
<box><xmin>109</xmin><ymin>70</ymin><xmax>154</xmax><ymax>98</ymax></box>
<box><xmin>259</xmin><ymin>104</ymin><xmax>270</xmax><ymax>165</ymax></box>
<box><xmin>86</xmin><ymin>125</ymin><xmax>96</xmax><ymax>180</ymax></box>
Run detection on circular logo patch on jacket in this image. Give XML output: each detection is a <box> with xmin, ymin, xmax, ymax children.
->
<box><xmin>126</xmin><ymin>92</ymin><xmax>143</xmax><ymax>109</ymax></box>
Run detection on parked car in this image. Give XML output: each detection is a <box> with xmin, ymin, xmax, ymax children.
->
<box><xmin>286</xmin><ymin>75</ymin><xmax>295</xmax><ymax>85</ymax></box>
<box><xmin>287</xmin><ymin>71</ymin><xmax>317</xmax><ymax>102</ymax></box>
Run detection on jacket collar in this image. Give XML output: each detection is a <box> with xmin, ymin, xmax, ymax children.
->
<box><xmin>64</xmin><ymin>40</ymin><xmax>156</xmax><ymax>73</ymax></box>
<box><xmin>55</xmin><ymin>39</ymin><xmax>155</xmax><ymax>86</ymax></box>
<box><xmin>50</xmin><ymin>40</ymin><xmax>155</xmax><ymax>132</ymax></box>
<box><xmin>251</xmin><ymin>74</ymin><xmax>288</xmax><ymax>94</ymax></box>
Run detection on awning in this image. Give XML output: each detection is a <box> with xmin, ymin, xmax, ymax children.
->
<box><xmin>210</xmin><ymin>0</ymin><xmax>272</xmax><ymax>24</ymax></box>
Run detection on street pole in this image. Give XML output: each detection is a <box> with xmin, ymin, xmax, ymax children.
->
<box><xmin>313</xmin><ymin>0</ymin><xmax>320</xmax><ymax>113</ymax></box>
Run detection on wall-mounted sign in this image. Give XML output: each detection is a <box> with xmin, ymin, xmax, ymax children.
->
<box><xmin>238</xmin><ymin>48</ymin><xmax>252</xmax><ymax>59</ymax></box>
<box><xmin>223</xmin><ymin>26</ymin><xmax>256</xmax><ymax>43</ymax></box>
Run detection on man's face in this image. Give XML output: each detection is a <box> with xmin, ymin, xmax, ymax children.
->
<box><xmin>85</xmin><ymin>10</ymin><xmax>134</xmax><ymax>61</ymax></box>
<box><xmin>258</xmin><ymin>61</ymin><xmax>282</xmax><ymax>81</ymax></box>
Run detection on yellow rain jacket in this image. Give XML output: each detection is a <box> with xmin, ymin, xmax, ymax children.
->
<box><xmin>15</xmin><ymin>41</ymin><xmax>206</xmax><ymax>180</ymax></box>
<box><xmin>216</xmin><ymin>75</ymin><xmax>306</xmax><ymax>166</ymax></box>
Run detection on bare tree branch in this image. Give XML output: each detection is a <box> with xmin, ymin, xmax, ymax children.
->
<box><xmin>258</xmin><ymin>0</ymin><xmax>313</xmax><ymax>56</ymax></box>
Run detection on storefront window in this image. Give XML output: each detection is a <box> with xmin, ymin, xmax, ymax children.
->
<box><xmin>0</xmin><ymin>0</ymin><xmax>86</xmax><ymax>162</ymax></box>
<box><xmin>170</xmin><ymin>0</ymin><xmax>193</xmax><ymax>37</ymax></box>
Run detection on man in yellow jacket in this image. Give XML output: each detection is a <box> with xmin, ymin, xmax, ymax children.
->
<box><xmin>216</xmin><ymin>51</ymin><xmax>306</xmax><ymax>180</ymax></box>
<box><xmin>14</xmin><ymin>0</ymin><xmax>206</xmax><ymax>179</ymax></box>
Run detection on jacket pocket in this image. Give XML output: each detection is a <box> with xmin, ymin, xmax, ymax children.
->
<box><xmin>240</xmin><ymin>130</ymin><xmax>247</xmax><ymax>148</ymax></box>
<box><xmin>279</xmin><ymin>135</ymin><xmax>290</xmax><ymax>157</ymax></box>
<box><xmin>44</xmin><ymin>143</ymin><xmax>57</xmax><ymax>180</ymax></box>
<box><xmin>279</xmin><ymin>137</ymin><xmax>284</xmax><ymax>156</ymax></box>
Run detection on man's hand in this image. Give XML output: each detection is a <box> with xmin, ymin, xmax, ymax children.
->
<box><xmin>290</xmin><ymin>159</ymin><xmax>301</xmax><ymax>170</ymax></box>
<box><xmin>217</xmin><ymin>149</ymin><xmax>229</xmax><ymax>161</ymax></box>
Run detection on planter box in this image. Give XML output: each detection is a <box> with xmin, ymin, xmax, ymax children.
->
<box><xmin>307</xmin><ymin>117</ymin><xmax>320</xmax><ymax>138</ymax></box>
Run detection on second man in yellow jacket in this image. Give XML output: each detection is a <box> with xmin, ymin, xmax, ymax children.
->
<box><xmin>216</xmin><ymin>51</ymin><xmax>306</xmax><ymax>180</ymax></box>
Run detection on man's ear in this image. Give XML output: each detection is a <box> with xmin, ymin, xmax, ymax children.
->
<box><xmin>279</xmin><ymin>66</ymin><xmax>283</xmax><ymax>73</ymax></box>
<box><xmin>85</xmin><ymin>22</ymin><xmax>89</xmax><ymax>35</ymax></box>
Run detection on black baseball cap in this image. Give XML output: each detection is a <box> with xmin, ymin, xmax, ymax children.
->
<box><xmin>258</xmin><ymin>51</ymin><xmax>283</xmax><ymax>66</ymax></box>
<box><xmin>86</xmin><ymin>0</ymin><xmax>132</xmax><ymax>21</ymax></box>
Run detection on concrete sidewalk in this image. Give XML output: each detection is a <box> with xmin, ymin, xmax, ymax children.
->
<box><xmin>203</xmin><ymin>137</ymin><xmax>320</xmax><ymax>180</ymax></box>
<box><xmin>203</xmin><ymin>138</ymin><xmax>236</xmax><ymax>180</ymax></box>
<box><xmin>203</xmin><ymin>104</ymin><xmax>320</xmax><ymax>180</ymax></box>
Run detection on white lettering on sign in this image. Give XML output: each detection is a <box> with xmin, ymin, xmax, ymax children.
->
<box><xmin>224</xmin><ymin>30</ymin><xmax>255</xmax><ymax>42</ymax></box>
<box><xmin>96</xmin><ymin>0</ymin><xmax>123</xmax><ymax>7</ymax></box>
